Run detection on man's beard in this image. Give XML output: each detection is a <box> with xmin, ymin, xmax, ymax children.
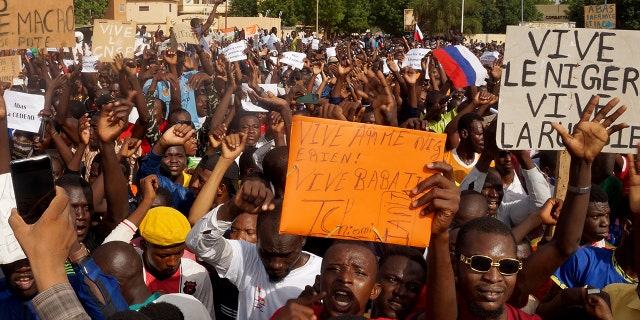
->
<box><xmin>468</xmin><ymin>301</ymin><xmax>504</xmax><ymax>320</ymax></box>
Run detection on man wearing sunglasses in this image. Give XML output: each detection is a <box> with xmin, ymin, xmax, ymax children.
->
<box><xmin>421</xmin><ymin>95</ymin><xmax>627</xmax><ymax>320</ymax></box>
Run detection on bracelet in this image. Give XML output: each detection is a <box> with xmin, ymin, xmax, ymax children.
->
<box><xmin>567</xmin><ymin>184</ymin><xmax>591</xmax><ymax>194</ymax></box>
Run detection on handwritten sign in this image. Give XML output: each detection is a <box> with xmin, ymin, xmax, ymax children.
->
<box><xmin>584</xmin><ymin>4</ymin><xmax>616</xmax><ymax>29</ymax></box>
<box><xmin>222</xmin><ymin>40</ymin><xmax>247</xmax><ymax>62</ymax></box>
<box><xmin>0</xmin><ymin>173</ymin><xmax>26</xmax><ymax>264</ymax></box>
<box><xmin>82</xmin><ymin>56</ymin><xmax>98</xmax><ymax>73</ymax></box>
<box><xmin>281</xmin><ymin>52</ymin><xmax>307</xmax><ymax>70</ymax></box>
<box><xmin>402</xmin><ymin>48</ymin><xmax>430</xmax><ymax>70</ymax></box>
<box><xmin>173</xmin><ymin>23</ymin><xmax>199</xmax><ymax>44</ymax></box>
<box><xmin>0</xmin><ymin>1</ymin><xmax>74</xmax><ymax>48</ymax></box>
<box><xmin>0</xmin><ymin>55</ymin><xmax>21</xmax><ymax>83</ymax></box>
<box><xmin>498</xmin><ymin>26</ymin><xmax>640</xmax><ymax>153</ymax></box>
<box><xmin>92</xmin><ymin>19</ymin><xmax>136</xmax><ymax>62</ymax></box>
<box><xmin>280</xmin><ymin>116</ymin><xmax>446</xmax><ymax>247</ymax></box>
<box><xmin>5</xmin><ymin>91</ymin><xmax>43</xmax><ymax>133</ymax></box>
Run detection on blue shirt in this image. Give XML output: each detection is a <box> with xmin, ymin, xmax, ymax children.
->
<box><xmin>552</xmin><ymin>246</ymin><xmax>636</xmax><ymax>289</ymax></box>
<box><xmin>138</xmin><ymin>151</ymin><xmax>195</xmax><ymax>215</ymax></box>
<box><xmin>142</xmin><ymin>70</ymin><xmax>201</xmax><ymax>129</ymax></box>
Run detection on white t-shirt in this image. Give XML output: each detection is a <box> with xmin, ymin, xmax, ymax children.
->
<box><xmin>226</xmin><ymin>241</ymin><xmax>321</xmax><ymax>319</ymax></box>
<box><xmin>138</xmin><ymin>250</ymin><xmax>216</xmax><ymax>319</ymax></box>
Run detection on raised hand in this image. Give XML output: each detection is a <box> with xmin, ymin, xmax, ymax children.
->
<box><xmin>163</xmin><ymin>49</ymin><xmax>178</xmax><ymax>66</ymax></box>
<box><xmin>269</xmin><ymin>111</ymin><xmax>285</xmax><ymax>133</ymax></box>
<box><xmin>140</xmin><ymin>174</ymin><xmax>159</xmax><ymax>204</ymax></box>
<box><xmin>272</xmin><ymin>293</ymin><xmax>327</xmax><ymax>320</ymax></box>
<box><xmin>160</xmin><ymin>123</ymin><xmax>196</xmax><ymax>148</ymax></box>
<box><xmin>78</xmin><ymin>113</ymin><xmax>91</xmax><ymax>146</ymax></box>
<box><xmin>551</xmin><ymin>95</ymin><xmax>627</xmax><ymax>162</ymax></box>
<box><xmin>208</xmin><ymin>123</ymin><xmax>227</xmax><ymax>149</ymax></box>
<box><xmin>97</xmin><ymin>93</ymin><xmax>135</xmax><ymax>143</ymax></box>
<box><xmin>401</xmin><ymin>118</ymin><xmax>429</xmax><ymax>131</ymax></box>
<box><xmin>118</xmin><ymin>137</ymin><xmax>142</xmax><ymax>159</ymax></box>
<box><xmin>231</xmin><ymin>179</ymin><xmax>275</xmax><ymax>214</ymax></box>
<box><xmin>221</xmin><ymin>133</ymin><xmax>246</xmax><ymax>161</ymax></box>
<box><xmin>411</xmin><ymin>162</ymin><xmax>460</xmax><ymax>224</ymax></box>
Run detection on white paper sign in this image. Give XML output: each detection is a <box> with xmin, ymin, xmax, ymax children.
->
<box><xmin>280</xmin><ymin>52</ymin><xmax>306</xmax><ymax>70</ymax></box>
<box><xmin>82</xmin><ymin>56</ymin><xmax>99</xmax><ymax>73</ymax></box>
<box><xmin>63</xmin><ymin>59</ymin><xmax>75</xmax><ymax>68</ymax></box>
<box><xmin>240</xmin><ymin>83</ymin><xmax>269</xmax><ymax>112</ymax></box>
<box><xmin>403</xmin><ymin>48</ymin><xmax>430</xmax><ymax>70</ymax></box>
<box><xmin>498</xmin><ymin>26</ymin><xmax>640</xmax><ymax>153</ymax></box>
<box><xmin>0</xmin><ymin>173</ymin><xmax>26</xmax><ymax>265</ymax></box>
<box><xmin>480</xmin><ymin>51</ymin><xmax>499</xmax><ymax>66</ymax></box>
<box><xmin>312</xmin><ymin>39</ymin><xmax>320</xmax><ymax>50</ymax></box>
<box><xmin>5</xmin><ymin>91</ymin><xmax>44</xmax><ymax>133</ymax></box>
<box><xmin>222</xmin><ymin>41</ymin><xmax>248</xmax><ymax>62</ymax></box>
<box><xmin>326</xmin><ymin>47</ymin><xmax>337</xmax><ymax>58</ymax></box>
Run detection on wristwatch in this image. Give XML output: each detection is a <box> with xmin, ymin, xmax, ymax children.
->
<box><xmin>67</xmin><ymin>243</ymin><xmax>90</xmax><ymax>264</ymax></box>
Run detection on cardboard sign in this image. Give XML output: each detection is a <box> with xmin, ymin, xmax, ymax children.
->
<box><xmin>280</xmin><ymin>116</ymin><xmax>446</xmax><ymax>247</ymax></box>
<box><xmin>92</xmin><ymin>19</ymin><xmax>136</xmax><ymax>62</ymax></box>
<box><xmin>281</xmin><ymin>52</ymin><xmax>306</xmax><ymax>70</ymax></box>
<box><xmin>584</xmin><ymin>4</ymin><xmax>616</xmax><ymax>29</ymax></box>
<box><xmin>0</xmin><ymin>173</ymin><xmax>26</xmax><ymax>264</ymax></box>
<box><xmin>402</xmin><ymin>48</ymin><xmax>430</xmax><ymax>70</ymax></box>
<box><xmin>222</xmin><ymin>40</ymin><xmax>247</xmax><ymax>62</ymax></box>
<box><xmin>173</xmin><ymin>23</ymin><xmax>199</xmax><ymax>44</ymax></box>
<box><xmin>5</xmin><ymin>91</ymin><xmax>44</xmax><ymax>133</ymax></box>
<box><xmin>0</xmin><ymin>1</ymin><xmax>74</xmax><ymax>48</ymax></box>
<box><xmin>0</xmin><ymin>56</ymin><xmax>21</xmax><ymax>83</ymax></box>
<box><xmin>498</xmin><ymin>26</ymin><xmax>640</xmax><ymax>153</ymax></box>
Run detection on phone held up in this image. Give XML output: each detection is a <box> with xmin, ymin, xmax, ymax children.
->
<box><xmin>10</xmin><ymin>155</ymin><xmax>56</xmax><ymax>224</ymax></box>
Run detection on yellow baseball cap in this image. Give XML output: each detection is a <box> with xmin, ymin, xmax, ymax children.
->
<box><xmin>139</xmin><ymin>207</ymin><xmax>191</xmax><ymax>247</ymax></box>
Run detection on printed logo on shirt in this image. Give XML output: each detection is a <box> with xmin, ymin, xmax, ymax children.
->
<box><xmin>183</xmin><ymin>280</ymin><xmax>197</xmax><ymax>295</ymax></box>
<box><xmin>253</xmin><ymin>286</ymin><xmax>266</xmax><ymax>312</ymax></box>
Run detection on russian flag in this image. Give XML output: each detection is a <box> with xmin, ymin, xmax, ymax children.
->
<box><xmin>414</xmin><ymin>24</ymin><xmax>424</xmax><ymax>43</ymax></box>
<box><xmin>432</xmin><ymin>45</ymin><xmax>488</xmax><ymax>88</ymax></box>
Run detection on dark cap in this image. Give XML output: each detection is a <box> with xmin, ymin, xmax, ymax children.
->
<box><xmin>94</xmin><ymin>94</ymin><xmax>116</xmax><ymax>110</ymax></box>
<box><xmin>198</xmin><ymin>154</ymin><xmax>240</xmax><ymax>194</ymax></box>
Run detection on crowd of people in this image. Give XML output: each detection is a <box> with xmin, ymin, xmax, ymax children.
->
<box><xmin>0</xmin><ymin>1</ymin><xmax>639</xmax><ymax>319</ymax></box>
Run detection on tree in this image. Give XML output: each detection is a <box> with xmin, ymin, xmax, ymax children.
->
<box><xmin>258</xmin><ymin>0</ymin><xmax>301</xmax><ymax>26</ymax></box>
<box><xmin>228</xmin><ymin>0</ymin><xmax>258</xmax><ymax>17</ymax></box>
<box><xmin>412</xmin><ymin>0</ymin><xmax>483</xmax><ymax>35</ymax></box>
<box><xmin>298</xmin><ymin>0</ymin><xmax>346</xmax><ymax>35</ymax></box>
<box><xmin>370</xmin><ymin>0</ymin><xmax>412</xmax><ymax>35</ymax></box>
<box><xmin>480</xmin><ymin>0</ymin><xmax>543</xmax><ymax>33</ymax></box>
<box><xmin>342</xmin><ymin>0</ymin><xmax>371</xmax><ymax>33</ymax></box>
<box><xmin>74</xmin><ymin>0</ymin><xmax>108</xmax><ymax>26</ymax></box>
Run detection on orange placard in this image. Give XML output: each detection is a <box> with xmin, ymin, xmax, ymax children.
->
<box><xmin>280</xmin><ymin>116</ymin><xmax>446</xmax><ymax>247</ymax></box>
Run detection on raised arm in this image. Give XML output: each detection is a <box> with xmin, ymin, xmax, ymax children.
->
<box><xmin>511</xmin><ymin>95</ymin><xmax>628</xmax><ymax>305</ymax></box>
<box><xmin>95</xmin><ymin>97</ymin><xmax>134</xmax><ymax>240</ymax></box>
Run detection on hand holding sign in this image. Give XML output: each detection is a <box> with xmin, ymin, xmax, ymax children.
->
<box><xmin>551</xmin><ymin>95</ymin><xmax>627</xmax><ymax>162</ymax></box>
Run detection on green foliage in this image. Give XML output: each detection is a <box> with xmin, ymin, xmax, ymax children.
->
<box><xmin>481</xmin><ymin>0</ymin><xmax>543</xmax><ymax>33</ymax></box>
<box><xmin>258</xmin><ymin>0</ymin><xmax>301</xmax><ymax>26</ymax></box>
<box><xmin>370</xmin><ymin>0</ymin><xmax>412</xmax><ymax>35</ymax></box>
<box><xmin>412</xmin><ymin>0</ymin><xmax>483</xmax><ymax>35</ymax></box>
<box><xmin>74</xmin><ymin>0</ymin><xmax>108</xmax><ymax>26</ymax></box>
<box><xmin>343</xmin><ymin>0</ymin><xmax>372</xmax><ymax>33</ymax></box>
<box><xmin>229</xmin><ymin>0</ymin><xmax>258</xmax><ymax>17</ymax></box>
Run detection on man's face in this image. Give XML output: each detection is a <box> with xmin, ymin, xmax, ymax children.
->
<box><xmin>163</xmin><ymin>146</ymin><xmax>187</xmax><ymax>179</ymax></box>
<box><xmin>66</xmin><ymin>186</ymin><xmax>93</xmax><ymax>242</ymax></box>
<box><xmin>230</xmin><ymin>213</ymin><xmax>258</xmax><ymax>243</ymax></box>
<box><xmin>1</xmin><ymin>259</ymin><xmax>37</xmax><ymax>298</ymax></box>
<box><xmin>374</xmin><ymin>255</ymin><xmax>425</xmax><ymax>319</ymax></box>
<box><xmin>457</xmin><ymin>231</ymin><xmax>517</xmax><ymax>319</ymax></box>
<box><xmin>188</xmin><ymin>167</ymin><xmax>212</xmax><ymax>196</ymax></box>
<box><xmin>143</xmin><ymin>243</ymin><xmax>185</xmax><ymax>280</ymax></box>
<box><xmin>582</xmin><ymin>202</ymin><xmax>610</xmax><ymax>243</ymax></box>
<box><xmin>481</xmin><ymin>172</ymin><xmax>504</xmax><ymax>217</ymax></box>
<box><xmin>494</xmin><ymin>151</ymin><xmax>513</xmax><ymax>174</ymax></box>
<box><xmin>468</xmin><ymin>120</ymin><xmax>485</xmax><ymax>153</ymax></box>
<box><xmin>257</xmin><ymin>234</ymin><xmax>304</xmax><ymax>282</ymax></box>
<box><xmin>196</xmin><ymin>95</ymin><xmax>207</xmax><ymax>117</ymax></box>
<box><xmin>238</xmin><ymin>115</ymin><xmax>261</xmax><ymax>147</ymax></box>
<box><xmin>320</xmin><ymin>244</ymin><xmax>381</xmax><ymax>318</ymax></box>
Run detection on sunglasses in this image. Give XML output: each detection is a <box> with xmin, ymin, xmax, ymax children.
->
<box><xmin>498</xmin><ymin>151</ymin><xmax>510</xmax><ymax>158</ymax></box>
<box><xmin>459</xmin><ymin>253</ymin><xmax>522</xmax><ymax>275</ymax></box>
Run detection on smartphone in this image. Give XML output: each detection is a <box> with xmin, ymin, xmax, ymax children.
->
<box><xmin>10</xmin><ymin>155</ymin><xmax>56</xmax><ymax>224</ymax></box>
